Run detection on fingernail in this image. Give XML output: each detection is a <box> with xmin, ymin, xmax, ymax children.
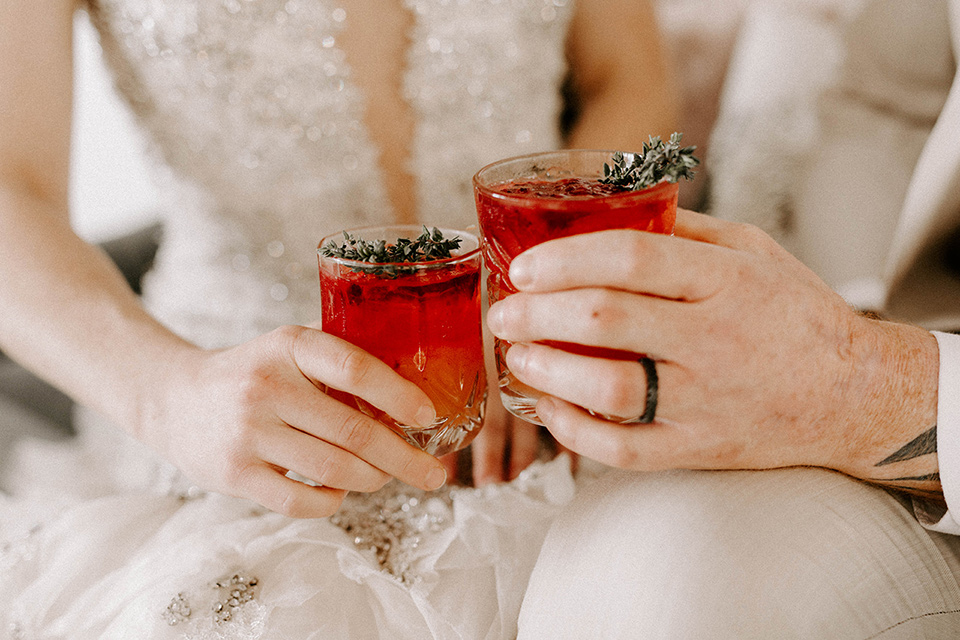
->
<box><xmin>487</xmin><ymin>304</ymin><xmax>504</xmax><ymax>334</ymax></box>
<box><xmin>510</xmin><ymin>254</ymin><xmax>534</xmax><ymax>289</ymax></box>
<box><xmin>415</xmin><ymin>404</ymin><xmax>437</xmax><ymax>429</ymax></box>
<box><xmin>537</xmin><ymin>396</ymin><xmax>556</xmax><ymax>422</ymax></box>
<box><xmin>426</xmin><ymin>466</ymin><xmax>447</xmax><ymax>491</ymax></box>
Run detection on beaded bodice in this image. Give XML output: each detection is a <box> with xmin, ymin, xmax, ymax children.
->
<box><xmin>85</xmin><ymin>0</ymin><xmax>573</xmax><ymax>347</ymax></box>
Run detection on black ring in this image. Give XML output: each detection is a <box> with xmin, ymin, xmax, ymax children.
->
<box><xmin>638</xmin><ymin>357</ymin><xmax>658</xmax><ymax>424</ymax></box>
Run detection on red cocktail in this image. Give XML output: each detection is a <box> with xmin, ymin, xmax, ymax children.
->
<box><xmin>318</xmin><ymin>225</ymin><xmax>486</xmax><ymax>456</ymax></box>
<box><xmin>474</xmin><ymin>150</ymin><xmax>679</xmax><ymax>425</ymax></box>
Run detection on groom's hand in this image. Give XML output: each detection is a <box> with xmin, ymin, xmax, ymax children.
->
<box><xmin>487</xmin><ymin>210</ymin><xmax>941</xmax><ymax>497</ymax></box>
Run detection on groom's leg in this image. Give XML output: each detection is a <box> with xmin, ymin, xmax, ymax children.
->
<box><xmin>519</xmin><ymin>467</ymin><xmax>960</xmax><ymax>639</ymax></box>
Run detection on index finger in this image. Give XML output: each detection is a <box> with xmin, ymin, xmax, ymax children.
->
<box><xmin>507</xmin><ymin>226</ymin><xmax>731</xmax><ymax>301</ymax></box>
<box><xmin>290</xmin><ymin>327</ymin><xmax>436</xmax><ymax>429</ymax></box>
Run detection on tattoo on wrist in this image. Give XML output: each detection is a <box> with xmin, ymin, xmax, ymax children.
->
<box><xmin>880</xmin><ymin>472</ymin><xmax>940</xmax><ymax>483</ymax></box>
<box><xmin>870</xmin><ymin>425</ymin><xmax>942</xmax><ymax>499</ymax></box>
<box><xmin>876</xmin><ymin>425</ymin><xmax>937</xmax><ymax>467</ymax></box>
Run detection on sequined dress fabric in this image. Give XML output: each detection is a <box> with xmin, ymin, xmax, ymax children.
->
<box><xmin>88</xmin><ymin>0</ymin><xmax>572</xmax><ymax>348</ymax></box>
<box><xmin>0</xmin><ymin>1</ymin><xmax>582</xmax><ymax>638</ymax></box>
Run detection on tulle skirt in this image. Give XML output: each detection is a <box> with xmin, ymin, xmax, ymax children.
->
<box><xmin>0</xmin><ymin>408</ymin><xmax>578</xmax><ymax>639</ymax></box>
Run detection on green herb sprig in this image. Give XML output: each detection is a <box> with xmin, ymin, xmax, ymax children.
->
<box><xmin>600</xmin><ymin>132</ymin><xmax>700</xmax><ymax>192</ymax></box>
<box><xmin>321</xmin><ymin>226</ymin><xmax>462</xmax><ymax>277</ymax></box>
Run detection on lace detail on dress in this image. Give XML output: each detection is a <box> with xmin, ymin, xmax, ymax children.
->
<box><xmin>403</xmin><ymin>0</ymin><xmax>573</xmax><ymax>231</ymax></box>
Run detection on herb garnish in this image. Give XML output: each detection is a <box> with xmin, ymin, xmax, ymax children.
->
<box><xmin>321</xmin><ymin>226</ymin><xmax>462</xmax><ymax>277</ymax></box>
<box><xmin>600</xmin><ymin>132</ymin><xmax>699</xmax><ymax>192</ymax></box>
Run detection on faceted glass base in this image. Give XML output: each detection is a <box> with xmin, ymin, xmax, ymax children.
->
<box><xmin>333</xmin><ymin>383</ymin><xmax>487</xmax><ymax>458</ymax></box>
<box><xmin>393</xmin><ymin>409</ymin><xmax>485</xmax><ymax>457</ymax></box>
<box><xmin>498</xmin><ymin>373</ymin><xmax>546</xmax><ymax>427</ymax></box>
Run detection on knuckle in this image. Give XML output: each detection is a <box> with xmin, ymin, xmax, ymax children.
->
<box><xmin>732</xmin><ymin>222</ymin><xmax>773</xmax><ymax>252</ymax></box>
<box><xmin>223</xmin><ymin>455</ymin><xmax>257</xmax><ymax>491</ymax></box>
<box><xmin>394</xmin><ymin>448</ymin><xmax>427</xmax><ymax>484</ymax></box>
<box><xmin>363</xmin><ymin>470</ymin><xmax>391</xmax><ymax>492</ymax></box>
<box><xmin>621</xmin><ymin>236</ymin><xmax>657</xmax><ymax>279</ymax></box>
<box><xmin>284</xmin><ymin>324</ymin><xmax>320</xmax><ymax>367</ymax></box>
<box><xmin>274</xmin><ymin>485</ymin><xmax>343</xmax><ymax>519</ymax></box>
<box><xmin>360</xmin><ymin>469</ymin><xmax>391</xmax><ymax>492</ymax></box>
<box><xmin>335</xmin><ymin>347</ymin><xmax>374</xmax><ymax>390</ymax></box>
<box><xmin>233</xmin><ymin>357</ymin><xmax>281</xmax><ymax>405</ymax></box>
<box><xmin>581</xmin><ymin>290</ymin><xmax>625</xmax><ymax>337</ymax></box>
<box><xmin>273</xmin><ymin>323</ymin><xmax>306</xmax><ymax>344</ymax></box>
<box><xmin>311</xmin><ymin>452</ymin><xmax>341</xmax><ymax>486</ymax></box>
<box><xmin>499</xmin><ymin>295</ymin><xmax>532</xmax><ymax>336</ymax></box>
<box><xmin>335</xmin><ymin>412</ymin><xmax>375</xmax><ymax>452</ymax></box>
<box><xmin>267</xmin><ymin>324</ymin><xmax>307</xmax><ymax>363</ymax></box>
<box><xmin>277</xmin><ymin>490</ymin><xmax>309</xmax><ymax>518</ymax></box>
<box><xmin>725</xmin><ymin>254</ymin><xmax>759</xmax><ymax>287</ymax></box>
<box><xmin>316</xmin><ymin>492</ymin><xmax>346</xmax><ymax>518</ymax></box>
<box><xmin>235</xmin><ymin>373</ymin><xmax>268</xmax><ymax>406</ymax></box>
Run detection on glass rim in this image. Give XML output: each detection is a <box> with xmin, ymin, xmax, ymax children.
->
<box><xmin>317</xmin><ymin>224</ymin><xmax>481</xmax><ymax>270</ymax></box>
<box><xmin>472</xmin><ymin>149</ymin><xmax>679</xmax><ymax>203</ymax></box>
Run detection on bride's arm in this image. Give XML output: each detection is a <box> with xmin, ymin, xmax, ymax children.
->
<box><xmin>0</xmin><ymin>0</ymin><xmax>167</xmax><ymax>429</ymax></box>
<box><xmin>563</xmin><ymin>0</ymin><xmax>680</xmax><ymax>150</ymax></box>
<box><xmin>0</xmin><ymin>0</ymin><xmax>447</xmax><ymax>516</ymax></box>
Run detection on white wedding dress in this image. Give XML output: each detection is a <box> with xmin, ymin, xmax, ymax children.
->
<box><xmin>0</xmin><ymin>1</ymin><xmax>583</xmax><ymax>637</ymax></box>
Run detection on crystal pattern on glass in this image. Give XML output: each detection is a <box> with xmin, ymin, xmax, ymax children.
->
<box><xmin>319</xmin><ymin>226</ymin><xmax>486</xmax><ymax>457</ymax></box>
<box><xmin>474</xmin><ymin>150</ymin><xmax>679</xmax><ymax>424</ymax></box>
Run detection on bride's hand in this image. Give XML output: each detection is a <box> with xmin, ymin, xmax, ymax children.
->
<box><xmin>137</xmin><ymin>324</ymin><xmax>448</xmax><ymax>518</ymax></box>
<box><xmin>438</xmin><ymin>361</ymin><xmax>578</xmax><ymax>486</ymax></box>
<box><xmin>486</xmin><ymin>210</ymin><xmax>939</xmax><ymax>480</ymax></box>
<box><xmin>468</xmin><ymin>399</ymin><xmax>539</xmax><ymax>486</ymax></box>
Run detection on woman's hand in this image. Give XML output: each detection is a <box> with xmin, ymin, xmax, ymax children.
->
<box><xmin>466</xmin><ymin>400</ymin><xmax>541</xmax><ymax>486</ymax></box>
<box><xmin>137</xmin><ymin>324</ymin><xmax>448</xmax><ymax>518</ymax></box>
<box><xmin>486</xmin><ymin>210</ymin><xmax>940</xmax><ymax>486</ymax></box>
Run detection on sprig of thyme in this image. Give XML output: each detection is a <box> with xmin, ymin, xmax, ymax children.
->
<box><xmin>600</xmin><ymin>132</ymin><xmax>699</xmax><ymax>192</ymax></box>
<box><xmin>321</xmin><ymin>226</ymin><xmax>462</xmax><ymax>277</ymax></box>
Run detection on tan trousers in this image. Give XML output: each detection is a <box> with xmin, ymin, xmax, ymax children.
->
<box><xmin>519</xmin><ymin>467</ymin><xmax>960</xmax><ymax>639</ymax></box>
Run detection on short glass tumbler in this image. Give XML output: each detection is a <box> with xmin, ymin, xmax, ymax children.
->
<box><xmin>318</xmin><ymin>225</ymin><xmax>486</xmax><ymax>457</ymax></box>
<box><xmin>474</xmin><ymin>150</ymin><xmax>679</xmax><ymax>425</ymax></box>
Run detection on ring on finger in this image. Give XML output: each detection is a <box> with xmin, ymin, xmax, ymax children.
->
<box><xmin>621</xmin><ymin>356</ymin><xmax>658</xmax><ymax>424</ymax></box>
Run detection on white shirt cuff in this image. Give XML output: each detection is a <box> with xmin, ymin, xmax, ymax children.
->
<box><xmin>915</xmin><ymin>331</ymin><xmax>960</xmax><ymax>534</ymax></box>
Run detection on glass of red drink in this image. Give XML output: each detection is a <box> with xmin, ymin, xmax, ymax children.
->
<box><xmin>473</xmin><ymin>149</ymin><xmax>679</xmax><ymax>425</ymax></box>
<box><xmin>318</xmin><ymin>225</ymin><xmax>486</xmax><ymax>457</ymax></box>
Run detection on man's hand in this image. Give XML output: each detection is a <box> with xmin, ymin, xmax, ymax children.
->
<box><xmin>487</xmin><ymin>210</ymin><xmax>941</xmax><ymax>497</ymax></box>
